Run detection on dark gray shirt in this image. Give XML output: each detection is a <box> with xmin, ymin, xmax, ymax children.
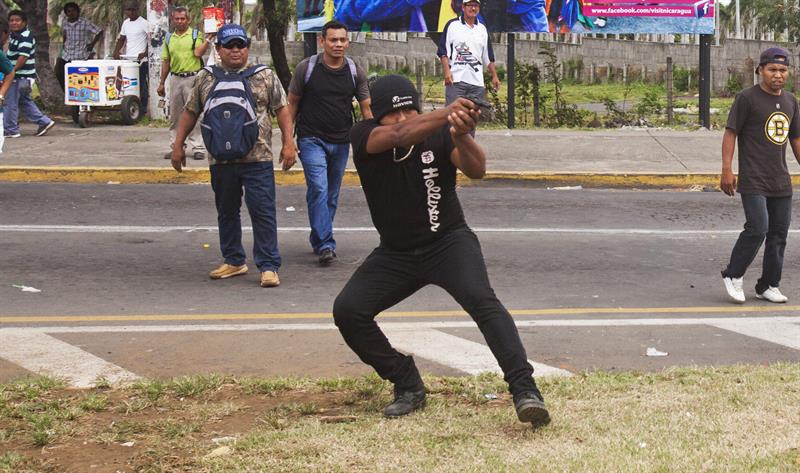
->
<box><xmin>726</xmin><ymin>85</ymin><xmax>800</xmax><ymax>196</ymax></box>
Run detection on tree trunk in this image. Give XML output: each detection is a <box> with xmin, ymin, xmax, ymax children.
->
<box><xmin>0</xmin><ymin>3</ymin><xmax>9</xmax><ymax>21</ymax></box>
<box><xmin>262</xmin><ymin>0</ymin><xmax>292</xmax><ymax>91</ymax></box>
<box><xmin>19</xmin><ymin>0</ymin><xmax>64</xmax><ymax>111</ymax></box>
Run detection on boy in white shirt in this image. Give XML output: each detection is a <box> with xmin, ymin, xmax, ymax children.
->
<box><xmin>113</xmin><ymin>0</ymin><xmax>149</xmax><ymax>114</ymax></box>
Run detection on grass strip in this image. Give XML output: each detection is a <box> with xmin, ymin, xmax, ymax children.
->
<box><xmin>0</xmin><ymin>363</ymin><xmax>798</xmax><ymax>472</ymax></box>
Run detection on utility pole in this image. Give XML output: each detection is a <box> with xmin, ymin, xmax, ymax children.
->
<box><xmin>304</xmin><ymin>33</ymin><xmax>317</xmax><ymax>58</ymax></box>
<box><xmin>146</xmin><ymin>0</ymin><xmax>170</xmax><ymax>119</ymax></box>
<box><xmin>699</xmin><ymin>34</ymin><xmax>712</xmax><ymax>129</ymax></box>
<box><xmin>507</xmin><ymin>33</ymin><xmax>515</xmax><ymax>129</ymax></box>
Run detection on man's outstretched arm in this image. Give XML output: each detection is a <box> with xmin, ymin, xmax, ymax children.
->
<box><xmin>365</xmin><ymin>99</ymin><xmax>476</xmax><ymax>154</ymax></box>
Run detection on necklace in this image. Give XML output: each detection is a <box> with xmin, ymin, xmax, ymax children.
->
<box><xmin>393</xmin><ymin>145</ymin><xmax>415</xmax><ymax>162</ymax></box>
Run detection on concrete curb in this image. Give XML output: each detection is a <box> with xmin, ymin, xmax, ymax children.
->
<box><xmin>0</xmin><ymin>165</ymin><xmax>768</xmax><ymax>189</ymax></box>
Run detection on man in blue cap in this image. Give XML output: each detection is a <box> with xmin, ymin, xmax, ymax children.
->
<box><xmin>720</xmin><ymin>47</ymin><xmax>800</xmax><ymax>304</ymax></box>
<box><xmin>171</xmin><ymin>24</ymin><xmax>297</xmax><ymax>288</ymax></box>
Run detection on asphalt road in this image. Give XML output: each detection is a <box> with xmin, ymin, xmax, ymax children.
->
<box><xmin>1</xmin><ymin>183</ymin><xmax>798</xmax><ymax>386</ymax></box>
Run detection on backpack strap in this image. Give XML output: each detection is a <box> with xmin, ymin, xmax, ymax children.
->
<box><xmin>346</xmin><ymin>57</ymin><xmax>357</xmax><ymax>89</ymax></box>
<box><xmin>303</xmin><ymin>53</ymin><xmax>320</xmax><ymax>85</ymax></box>
<box><xmin>205</xmin><ymin>65</ymin><xmax>227</xmax><ymax>81</ymax></box>
<box><xmin>242</xmin><ymin>64</ymin><xmax>267</xmax><ymax>78</ymax></box>
<box><xmin>166</xmin><ymin>30</ymin><xmax>203</xmax><ymax>66</ymax></box>
<box><xmin>304</xmin><ymin>54</ymin><xmax>358</xmax><ymax>89</ymax></box>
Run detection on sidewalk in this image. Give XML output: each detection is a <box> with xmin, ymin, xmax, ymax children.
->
<box><xmin>0</xmin><ymin>119</ymin><xmax>752</xmax><ymax>188</ymax></box>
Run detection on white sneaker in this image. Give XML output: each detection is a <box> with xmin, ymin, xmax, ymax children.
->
<box><xmin>756</xmin><ymin>286</ymin><xmax>788</xmax><ymax>303</ymax></box>
<box><xmin>723</xmin><ymin>276</ymin><xmax>745</xmax><ymax>303</ymax></box>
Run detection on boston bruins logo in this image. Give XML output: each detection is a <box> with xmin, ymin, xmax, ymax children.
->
<box><xmin>765</xmin><ymin>112</ymin><xmax>791</xmax><ymax>145</ymax></box>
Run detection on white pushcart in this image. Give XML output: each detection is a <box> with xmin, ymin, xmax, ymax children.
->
<box><xmin>64</xmin><ymin>58</ymin><xmax>143</xmax><ymax>127</ymax></box>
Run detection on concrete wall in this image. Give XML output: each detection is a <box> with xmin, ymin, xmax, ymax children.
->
<box><xmin>252</xmin><ymin>36</ymin><xmax>800</xmax><ymax>92</ymax></box>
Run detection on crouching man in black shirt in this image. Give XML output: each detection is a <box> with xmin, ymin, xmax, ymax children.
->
<box><xmin>333</xmin><ymin>75</ymin><xmax>550</xmax><ymax>426</ymax></box>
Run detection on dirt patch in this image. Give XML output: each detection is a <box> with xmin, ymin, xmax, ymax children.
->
<box><xmin>1</xmin><ymin>383</ymin><xmax>358</xmax><ymax>473</ymax></box>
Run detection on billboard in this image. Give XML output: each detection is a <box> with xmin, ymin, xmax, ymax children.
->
<box><xmin>297</xmin><ymin>0</ymin><xmax>715</xmax><ymax>34</ymax></box>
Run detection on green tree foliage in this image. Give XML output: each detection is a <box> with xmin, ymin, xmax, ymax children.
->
<box><xmin>718</xmin><ymin>0</ymin><xmax>799</xmax><ymax>41</ymax></box>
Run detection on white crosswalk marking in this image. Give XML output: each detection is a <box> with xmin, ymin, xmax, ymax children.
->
<box><xmin>0</xmin><ymin>331</ymin><xmax>140</xmax><ymax>388</ymax></box>
<box><xmin>708</xmin><ymin>320</ymin><xmax>800</xmax><ymax>350</ymax></box>
<box><xmin>1</xmin><ymin>315</ymin><xmax>798</xmax><ymax>387</ymax></box>
<box><xmin>383</xmin><ymin>327</ymin><xmax>572</xmax><ymax>377</ymax></box>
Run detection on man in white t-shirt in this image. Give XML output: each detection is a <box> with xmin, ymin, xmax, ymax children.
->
<box><xmin>437</xmin><ymin>0</ymin><xmax>500</xmax><ymax>106</ymax></box>
<box><xmin>113</xmin><ymin>0</ymin><xmax>149</xmax><ymax>114</ymax></box>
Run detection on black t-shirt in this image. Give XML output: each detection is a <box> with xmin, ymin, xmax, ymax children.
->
<box><xmin>350</xmin><ymin>121</ymin><xmax>468</xmax><ymax>251</ymax></box>
<box><xmin>726</xmin><ymin>85</ymin><xmax>800</xmax><ymax>196</ymax></box>
<box><xmin>288</xmin><ymin>55</ymin><xmax>369</xmax><ymax>144</ymax></box>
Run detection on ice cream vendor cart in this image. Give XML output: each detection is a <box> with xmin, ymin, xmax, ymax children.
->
<box><xmin>65</xmin><ymin>59</ymin><xmax>142</xmax><ymax>128</ymax></box>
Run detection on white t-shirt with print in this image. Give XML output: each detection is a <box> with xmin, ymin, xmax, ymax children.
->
<box><xmin>439</xmin><ymin>18</ymin><xmax>491</xmax><ymax>88</ymax></box>
<box><xmin>120</xmin><ymin>17</ymin><xmax>149</xmax><ymax>61</ymax></box>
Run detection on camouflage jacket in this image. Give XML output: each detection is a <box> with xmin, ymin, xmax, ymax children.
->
<box><xmin>186</xmin><ymin>64</ymin><xmax>288</xmax><ymax>164</ymax></box>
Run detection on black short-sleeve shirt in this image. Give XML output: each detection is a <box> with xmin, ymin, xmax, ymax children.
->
<box><xmin>350</xmin><ymin>120</ymin><xmax>467</xmax><ymax>251</ymax></box>
<box><xmin>288</xmin><ymin>55</ymin><xmax>370</xmax><ymax>144</ymax></box>
<box><xmin>726</xmin><ymin>85</ymin><xmax>800</xmax><ymax>196</ymax></box>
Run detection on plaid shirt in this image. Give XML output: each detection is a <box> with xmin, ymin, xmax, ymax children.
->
<box><xmin>61</xmin><ymin>17</ymin><xmax>102</xmax><ymax>61</ymax></box>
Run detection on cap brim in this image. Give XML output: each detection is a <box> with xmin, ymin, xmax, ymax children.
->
<box><xmin>218</xmin><ymin>36</ymin><xmax>249</xmax><ymax>45</ymax></box>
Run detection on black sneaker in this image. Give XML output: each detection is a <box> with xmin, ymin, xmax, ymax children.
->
<box><xmin>318</xmin><ymin>248</ymin><xmax>337</xmax><ymax>266</ymax></box>
<box><xmin>383</xmin><ymin>387</ymin><xmax>426</xmax><ymax>418</ymax></box>
<box><xmin>513</xmin><ymin>391</ymin><xmax>550</xmax><ymax>427</ymax></box>
<box><xmin>36</xmin><ymin>121</ymin><xmax>55</xmax><ymax>137</ymax></box>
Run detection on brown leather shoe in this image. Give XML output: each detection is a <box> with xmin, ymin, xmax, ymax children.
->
<box><xmin>260</xmin><ymin>270</ymin><xmax>280</xmax><ymax>288</ymax></box>
<box><xmin>209</xmin><ymin>263</ymin><xmax>248</xmax><ymax>279</ymax></box>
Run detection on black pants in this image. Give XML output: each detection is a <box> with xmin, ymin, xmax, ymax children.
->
<box><xmin>723</xmin><ymin>194</ymin><xmax>792</xmax><ymax>293</ymax></box>
<box><xmin>138</xmin><ymin>61</ymin><xmax>149</xmax><ymax>115</ymax></box>
<box><xmin>55</xmin><ymin>58</ymin><xmax>69</xmax><ymax>90</ymax></box>
<box><xmin>333</xmin><ymin>228</ymin><xmax>537</xmax><ymax>395</ymax></box>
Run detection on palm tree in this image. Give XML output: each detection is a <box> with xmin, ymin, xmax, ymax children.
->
<box><xmin>262</xmin><ymin>0</ymin><xmax>294</xmax><ymax>90</ymax></box>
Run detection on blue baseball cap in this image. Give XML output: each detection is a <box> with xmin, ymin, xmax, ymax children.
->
<box><xmin>216</xmin><ymin>24</ymin><xmax>249</xmax><ymax>46</ymax></box>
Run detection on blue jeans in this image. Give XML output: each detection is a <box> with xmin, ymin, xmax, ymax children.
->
<box><xmin>298</xmin><ymin>137</ymin><xmax>350</xmax><ymax>254</ymax></box>
<box><xmin>210</xmin><ymin>161</ymin><xmax>281</xmax><ymax>272</ymax></box>
<box><xmin>3</xmin><ymin>77</ymin><xmax>52</xmax><ymax>135</ymax></box>
<box><xmin>723</xmin><ymin>194</ymin><xmax>792</xmax><ymax>293</ymax></box>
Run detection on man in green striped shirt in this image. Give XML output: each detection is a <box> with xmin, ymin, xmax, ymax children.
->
<box><xmin>4</xmin><ymin>10</ymin><xmax>54</xmax><ymax>138</ymax></box>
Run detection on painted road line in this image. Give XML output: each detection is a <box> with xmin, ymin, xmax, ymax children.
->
<box><xmin>0</xmin><ymin>331</ymin><xmax>139</xmax><ymax>388</ymax></box>
<box><xmin>2</xmin><ymin>316</ymin><xmax>798</xmax><ymax>338</ymax></box>
<box><xmin>383</xmin><ymin>327</ymin><xmax>571</xmax><ymax>378</ymax></box>
<box><xmin>4</xmin><ymin>306</ymin><xmax>800</xmax><ymax>324</ymax></box>
<box><xmin>6</xmin><ymin>224</ymin><xmax>800</xmax><ymax>235</ymax></box>
<box><xmin>708</xmin><ymin>320</ymin><xmax>800</xmax><ymax>351</ymax></box>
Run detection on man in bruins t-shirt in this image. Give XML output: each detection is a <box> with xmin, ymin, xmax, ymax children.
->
<box><xmin>720</xmin><ymin>47</ymin><xmax>800</xmax><ymax>304</ymax></box>
<box><xmin>333</xmin><ymin>75</ymin><xmax>550</xmax><ymax>427</ymax></box>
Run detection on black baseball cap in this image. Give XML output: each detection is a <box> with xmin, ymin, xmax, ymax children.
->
<box><xmin>759</xmin><ymin>47</ymin><xmax>790</xmax><ymax>67</ymax></box>
<box><xmin>369</xmin><ymin>75</ymin><xmax>421</xmax><ymax>122</ymax></box>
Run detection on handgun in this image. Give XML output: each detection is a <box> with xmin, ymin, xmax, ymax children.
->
<box><xmin>458</xmin><ymin>93</ymin><xmax>495</xmax><ymax>122</ymax></box>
